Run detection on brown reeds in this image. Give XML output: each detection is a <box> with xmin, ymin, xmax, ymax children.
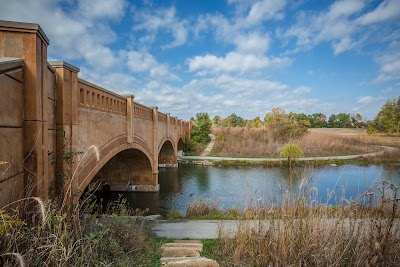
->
<box><xmin>203</xmin><ymin>177</ymin><xmax>400</xmax><ymax>266</ymax></box>
<box><xmin>211</xmin><ymin>127</ymin><xmax>385</xmax><ymax>158</ymax></box>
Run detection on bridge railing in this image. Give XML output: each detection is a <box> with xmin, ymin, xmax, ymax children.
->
<box><xmin>133</xmin><ymin>101</ymin><xmax>153</xmax><ymax>120</ymax></box>
<box><xmin>158</xmin><ymin>112</ymin><xmax>167</xmax><ymax>123</ymax></box>
<box><xmin>78</xmin><ymin>79</ymin><xmax>127</xmax><ymax>116</ymax></box>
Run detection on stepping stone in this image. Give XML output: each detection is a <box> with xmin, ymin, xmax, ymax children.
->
<box><xmin>161</xmin><ymin>242</ymin><xmax>203</xmax><ymax>251</ymax></box>
<box><xmin>160</xmin><ymin>240</ymin><xmax>220</xmax><ymax>267</ymax></box>
<box><xmin>161</xmin><ymin>257</ymin><xmax>220</xmax><ymax>267</ymax></box>
<box><xmin>161</xmin><ymin>247</ymin><xmax>201</xmax><ymax>258</ymax></box>
<box><xmin>174</xmin><ymin>240</ymin><xmax>202</xmax><ymax>243</ymax></box>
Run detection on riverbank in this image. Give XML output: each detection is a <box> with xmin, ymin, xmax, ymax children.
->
<box><xmin>179</xmin><ymin>145</ymin><xmax>400</xmax><ymax>167</ymax></box>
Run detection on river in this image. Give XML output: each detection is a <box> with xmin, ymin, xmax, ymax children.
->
<box><xmin>94</xmin><ymin>163</ymin><xmax>400</xmax><ymax>215</ymax></box>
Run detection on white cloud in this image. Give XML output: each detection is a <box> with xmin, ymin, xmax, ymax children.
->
<box><xmin>133</xmin><ymin>6</ymin><xmax>188</xmax><ymax>48</ymax></box>
<box><xmin>78</xmin><ymin>0</ymin><xmax>127</xmax><ymax>20</ymax></box>
<box><xmin>293</xmin><ymin>86</ymin><xmax>311</xmax><ymax>94</ymax></box>
<box><xmin>357</xmin><ymin>96</ymin><xmax>375</xmax><ymax>104</ymax></box>
<box><xmin>234</xmin><ymin>32</ymin><xmax>270</xmax><ymax>54</ymax></box>
<box><xmin>188</xmin><ymin>52</ymin><xmax>291</xmax><ymax>75</ymax></box>
<box><xmin>284</xmin><ymin>0</ymin><xmax>365</xmax><ymax>54</ymax></box>
<box><xmin>127</xmin><ymin>50</ymin><xmax>179</xmax><ymax>80</ymax></box>
<box><xmin>375</xmin><ymin>51</ymin><xmax>400</xmax><ymax>82</ymax></box>
<box><xmin>357</xmin><ymin>0</ymin><xmax>400</xmax><ymax>25</ymax></box>
<box><xmin>245</xmin><ymin>0</ymin><xmax>287</xmax><ymax>24</ymax></box>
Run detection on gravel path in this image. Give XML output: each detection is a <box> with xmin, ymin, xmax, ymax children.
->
<box><xmin>181</xmin><ymin>146</ymin><xmax>397</xmax><ymax>162</ymax></box>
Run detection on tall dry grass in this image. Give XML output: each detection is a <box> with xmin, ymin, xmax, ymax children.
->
<box><xmin>0</xmin><ymin>197</ymin><xmax>155</xmax><ymax>266</ymax></box>
<box><xmin>0</xmin><ymin>144</ymin><xmax>157</xmax><ymax>266</ymax></box>
<box><xmin>212</xmin><ymin>127</ymin><xmax>384</xmax><ymax>157</ymax></box>
<box><xmin>200</xmin><ymin>175</ymin><xmax>400</xmax><ymax>266</ymax></box>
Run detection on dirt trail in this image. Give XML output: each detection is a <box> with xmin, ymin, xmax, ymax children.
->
<box><xmin>182</xmin><ymin>146</ymin><xmax>397</xmax><ymax>162</ymax></box>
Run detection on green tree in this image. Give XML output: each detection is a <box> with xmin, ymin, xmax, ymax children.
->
<box><xmin>279</xmin><ymin>143</ymin><xmax>304</xmax><ymax>167</ymax></box>
<box><xmin>222</xmin><ymin>113</ymin><xmax>245</xmax><ymax>127</ymax></box>
<box><xmin>264</xmin><ymin>108</ymin><xmax>309</xmax><ymax>141</ymax></box>
<box><xmin>372</xmin><ymin>97</ymin><xmax>400</xmax><ymax>133</ymax></box>
<box><xmin>191</xmin><ymin>112</ymin><xmax>212</xmax><ymax>144</ymax></box>
<box><xmin>212</xmin><ymin>115</ymin><xmax>222</xmax><ymax>127</ymax></box>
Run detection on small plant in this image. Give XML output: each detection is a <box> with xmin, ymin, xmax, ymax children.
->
<box><xmin>279</xmin><ymin>143</ymin><xmax>304</xmax><ymax>167</ymax></box>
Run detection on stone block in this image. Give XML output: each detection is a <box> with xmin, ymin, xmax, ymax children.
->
<box><xmin>0</xmin><ymin>73</ymin><xmax>23</xmax><ymax>127</ymax></box>
<box><xmin>161</xmin><ymin>243</ymin><xmax>203</xmax><ymax>251</ymax></box>
<box><xmin>161</xmin><ymin>247</ymin><xmax>201</xmax><ymax>258</ymax></box>
<box><xmin>161</xmin><ymin>257</ymin><xmax>220</xmax><ymax>267</ymax></box>
<box><xmin>0</xmin><ymin>127</ymin><xmax>23</xmax><ymax>180</ymax></box>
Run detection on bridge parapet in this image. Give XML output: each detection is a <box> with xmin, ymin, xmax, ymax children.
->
<box><xmin>78</xmin><ymin>79</ymin><xmax>127</xmax><ymax>115</ymax></box>
<box><xmin>133</xmin><ymin>101</ymin><xmax>153</xmax><ymax>120</ymax></box>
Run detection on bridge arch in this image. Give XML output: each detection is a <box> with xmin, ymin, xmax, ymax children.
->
<box><xmin>177</xmin><ymin>138</ymin><xmax>184</xmax><ymax>152</ymax></box>
<box><xmin>158</xmin><ymin>138</ymin><xmax>177</xmax><ymax>167</ymax></box>
<box><xmin>77</xmin><ymin>141</ymin><xmax>154</xmax><ymax>200</ymax></box>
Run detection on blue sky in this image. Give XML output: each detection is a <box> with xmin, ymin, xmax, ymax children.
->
<box><xmin>1</xmin><ymin>0</ymin><xmax>399</xmax><ymax>120</ymax></box>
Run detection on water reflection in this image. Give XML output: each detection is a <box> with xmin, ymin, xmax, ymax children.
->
<box><xmin>94</xmin><ymin>163</ymin><xmax>400</xmax><ymax>216</ymax></box>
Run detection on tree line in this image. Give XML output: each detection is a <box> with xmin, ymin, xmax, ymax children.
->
<box><xmin>212</xmin><ymin>111</ymin><xmax>365</xmax><ymax>129</ymax></box>
<box><xmin>187</xmin><ymin>96</ymin><xmax>400</xmax><ymax>151</ymax></box>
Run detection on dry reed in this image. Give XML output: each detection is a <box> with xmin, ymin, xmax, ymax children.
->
<box><xmin>204</xmin><ymin>175</ymin><xmax>400</xmax><ymax>266</ymax></box>
<box><xmin>212</xmin><ymin>127</ymin><xmax>385</xmax><ymax>158</ymax></box>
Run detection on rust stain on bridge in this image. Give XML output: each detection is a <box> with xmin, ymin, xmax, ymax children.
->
<box><xmin>0</xmin><ymin>20</ymin><xmax>191</xmax><ymax>207</ymax></box>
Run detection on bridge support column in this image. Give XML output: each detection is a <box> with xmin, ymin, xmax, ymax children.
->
<box><xmin>50</xmin><ymin>61</ymin><xmax>80</xmax><ymax>207</ymax></box>
<box><xmin>125</xmin><ymin>95</ymin><xmax>134</xmax><ymax>143</ymax></box>
<box><xmin>152</xmin><ymin>107</ymin><xmax>159</xmax><ymax>189</ymax></box>
<box><xmin>0</xmin><ymin>21</ymin><xmax>52</xmax><ymax>203</ymax></box>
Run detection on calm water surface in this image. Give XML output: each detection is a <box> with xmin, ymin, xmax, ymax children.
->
<box><xmin>95</xmin><ymin>163</ymin><xmax>400</xmax><ymax>215</ymax></box>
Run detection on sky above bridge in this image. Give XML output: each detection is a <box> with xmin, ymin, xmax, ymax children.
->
<box><xmin>0</xmin><ymin>0</ymin><xmax>399</xmax><ymax>120</ymax></box>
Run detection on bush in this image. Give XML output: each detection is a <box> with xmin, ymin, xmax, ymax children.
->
<box><xmin>279</xmin><ymin>143</ymin><xmax>304</xmax><ymax>166</ymax></box>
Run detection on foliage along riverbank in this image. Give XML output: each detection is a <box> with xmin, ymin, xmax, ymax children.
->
<box><xmin>0</xmin><ymin>198</ymin><xmax>162</xmax><ymax>266</ymax></box>
<box><xmin>173</xmin><ymin>179</ymin><xmax>400</xmax><ymax>266</ymax></box>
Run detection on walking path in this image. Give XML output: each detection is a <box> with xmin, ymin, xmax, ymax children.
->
<box><xmin>160</xmin><ymin>240</ymin><xmax>220</xmax><ymax>266</ymax></box>
<box><xmin>199</xmin><ymin>134</ymin><xmax>216</xmax><ymax>157</ymax></box>
<box><xmin>152</xmin><ymin>219</ymin><xmax>400</xmax><ymax>240</ymax></box>
<box><xmin>180</xmin><ymin>146</ymin><xmax>397</xmax><ymax>162</ymax></box>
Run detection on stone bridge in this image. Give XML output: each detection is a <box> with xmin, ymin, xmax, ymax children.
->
<box><xmin>0</xmin><ymin>20</ymin><xmax>191</xmax><ymax>207</ymax></box>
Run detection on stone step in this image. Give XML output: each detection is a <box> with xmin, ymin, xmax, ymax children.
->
<box><xmin>161</xmin><ymin>256</ymin><xmax>220</xmax><ymax>267</ymax></box>
<box><xmin>174</xmin><ymin>240</ymin><xmax>202</xmax><ymax>243</ymax></box>
<box><xmin>161</xmin><ymin>247</ymin><xmax>201</xmax><ymax>258</ymax></box>
<box><xmin>161</xmin><ymin>242</ymin><xmax>203</xmax><ymax>251</ymax></box>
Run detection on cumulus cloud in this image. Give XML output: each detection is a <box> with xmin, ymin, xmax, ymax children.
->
<box><xmin>188</xmin><ymin>52</ymin><xmax>291</xmax><ymax>75</ymax></box>
<box><xmin>132</xmin><ymin>6</ymin><xmax>188</xmax><ymax>48</ymax></box>
<box><xmin>78</xmin><ymin>0</ymin><xmax>127</xmax><ymax>20</ymax></box>
<box><xmin>127</xmin><ymin>50</ymin><xmax>179</xmax><ymax>81</ymax></box>
<box><xmin>234</xmin><ymin>32</ymin><xmax>270</xmax><ymax>54</ymax></box>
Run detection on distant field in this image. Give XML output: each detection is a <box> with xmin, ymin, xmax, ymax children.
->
<box><xmin>210</xmin><ymin>127</ymin><xmax>399</xmax><ymax>158</ymax></box>
<box><xmin>309</xmin><ymin>128</ymin><xmax>400</xmax><ymax>145</ymax></box>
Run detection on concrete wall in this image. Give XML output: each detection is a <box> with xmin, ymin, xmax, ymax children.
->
<box><xmin>0</xmin><ymin>59</ymin><xmax>24</xmax><ymax>207</ymax></box>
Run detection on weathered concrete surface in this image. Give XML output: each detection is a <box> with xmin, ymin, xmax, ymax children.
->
<box><xmin>160</xmin><ymin>240</ymin><xmax>220</xmax><ymax>267</ymax></box>
<box><xmin>152</xmin><ymin>219</ymin><xmax>400</xmax><ymax>239</ymax></box>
